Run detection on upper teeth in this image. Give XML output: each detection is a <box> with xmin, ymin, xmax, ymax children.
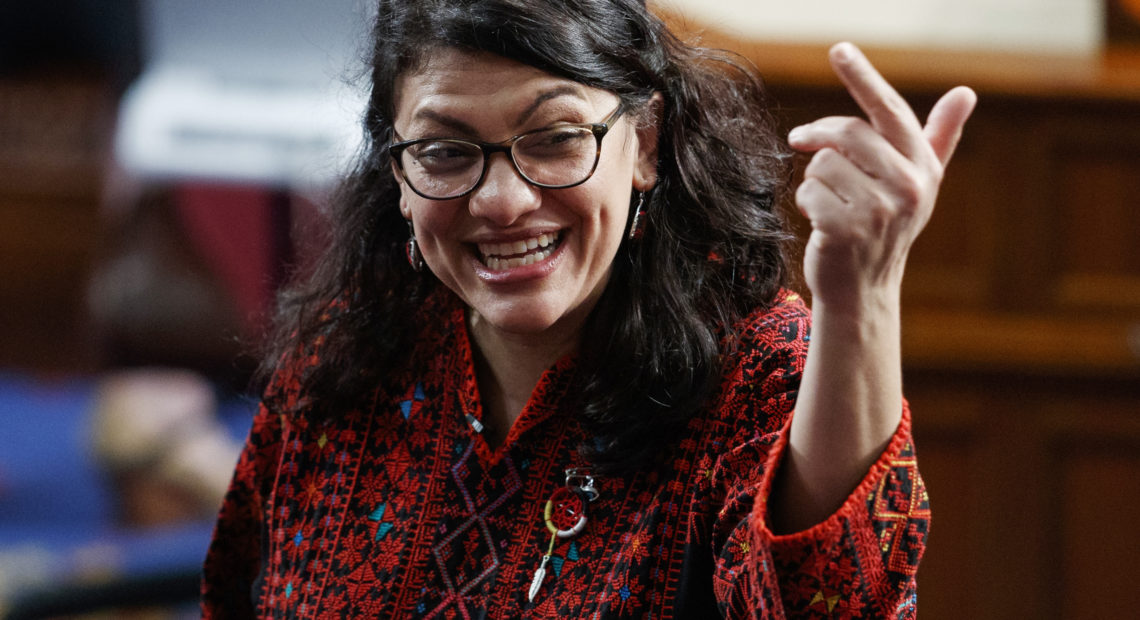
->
<box><xmin>478</xmin><ymin>232</ymin><xmax>559</xmax><ymax>270</ymax></box>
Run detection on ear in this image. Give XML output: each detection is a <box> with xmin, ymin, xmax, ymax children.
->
<box><xmin>632</xmin><ymin>92</ymin><xmax>663</xmax><ymax>192</ymax></box>
<box><xmin>392</xmin><ymin>162</ymin><xmax>412</xmax><ymax>219</ymax></box>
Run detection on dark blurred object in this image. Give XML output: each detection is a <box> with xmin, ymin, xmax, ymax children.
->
<box><xmin>4</xmin><ymin>569</ymin><xmax>200</xmax><ymax>620</ymax></box>
<box><xmin>1107</xmin><ymin>0</ymin><xmax>1140</xmax><ymax>45</ymax></box>
<box><xmin>87</xmin><ymin>179</ymin><xmax>318</xmax><ymax>391</ymax></box>
<box><xmin>88</xmin><ymin>187</ymin><xmax>250</xmax><ymax>383</ymax></box>
<box><xmin>0</xmin><ymin>1</ymin><xmax>141</xmax><ymax>87</ymax></box>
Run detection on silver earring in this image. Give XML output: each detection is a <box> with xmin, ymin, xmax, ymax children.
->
<box><xmin>628</xmin><ymin>191</ymin><xmax>647</xmax><ymax>241</ymax></box>
<box><xmin>405</xmin><ymin>221</ymin><xmax>424</xmax><ymax>272</ymax></box>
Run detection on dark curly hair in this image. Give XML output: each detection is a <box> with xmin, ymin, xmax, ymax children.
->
<box><xmin>262</xmin><ymin>0</ymin><xmax>794</xmax><ymax>471</ymax></box>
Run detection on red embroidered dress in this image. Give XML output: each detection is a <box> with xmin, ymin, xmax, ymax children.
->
<box><xmin>202</xmin><ymin>291</ymin><xmax>929</xmax><ymax>618</ymax></box>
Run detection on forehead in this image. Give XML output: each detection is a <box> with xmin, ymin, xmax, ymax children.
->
<box><xmin>393</xmin><ymin>48</ymin><xmax>613</xmax><ymax>127</ymax></box>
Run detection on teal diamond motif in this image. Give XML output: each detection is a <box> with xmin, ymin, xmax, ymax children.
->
<box><xmin>376</xmin><ymin>522</ymin><xmax>394</xmax><ymax>540</ymax></box>
<box><xmin>369</xmin><ymin>503</ymin><xmax>395</xmax><ymax>541</ymax></box>
<box><xmin>399</xmin><ymin>382</ymin><xmax>425</xmax><ymax>419</ymax></box>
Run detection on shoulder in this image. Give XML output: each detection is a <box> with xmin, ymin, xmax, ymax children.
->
<box><xmin>730</xmin><ymin>289</ymin><xmax>811</xmax><ymax>370</ymax></box>
<box><xmin>704</xmin><ymin>290</ymin><xmax>811</xmax><ymax>436</ymax></box>
<box><xmin>267</xmin><ymin>285</ymin><xmax>462</xmax><ymax>408</ymax></box>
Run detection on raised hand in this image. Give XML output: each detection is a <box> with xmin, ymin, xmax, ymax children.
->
<box><xmin>789</xmin><ymin>42</ymin><xmax>976</xmax><ymax>312</ymax></box>
<box><xmin>772</xmin><ymin>43</ymin><xmax>975</xmax><ymax>533</ymax></box>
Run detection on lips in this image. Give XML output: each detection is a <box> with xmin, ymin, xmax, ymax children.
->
<box><xmin>476</xmin><ymin>232</ymin><xmax>562</xmax><ymax>271</ymax></box>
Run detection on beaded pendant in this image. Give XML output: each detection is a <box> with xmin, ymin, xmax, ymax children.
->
<box><xmin>528</xmin><ymin>469</ymin><xmax>597</xmax><ymax>602</ymax></box>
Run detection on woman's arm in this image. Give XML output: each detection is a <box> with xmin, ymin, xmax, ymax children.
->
<box><xmin>770</xmin><ymin>43</ymin><xmax>976</xmax><ymax>532</ymax></box>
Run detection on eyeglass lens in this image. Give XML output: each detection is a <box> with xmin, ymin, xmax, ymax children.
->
<box><xmin>399</xmin><ymin>124</ymin><xmax>599</xmax><ymax>199</ymax></box>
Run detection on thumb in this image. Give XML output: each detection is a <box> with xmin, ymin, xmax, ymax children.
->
<box><xmin>924</xmin><ymin>86</ymin><xmax>978</xmax><ymax>168</ymax></box>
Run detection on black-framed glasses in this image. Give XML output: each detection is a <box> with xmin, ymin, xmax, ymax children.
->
<box><xmin>389</xmin><ymin>104</ymin><xmax>624</xmax><ymax>200</ymax></box>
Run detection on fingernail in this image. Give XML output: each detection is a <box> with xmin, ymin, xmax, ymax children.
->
<box><xmin>788</xmin><ymin>127</ymin><xmax>805</xmax><ymax>142</ymax></box>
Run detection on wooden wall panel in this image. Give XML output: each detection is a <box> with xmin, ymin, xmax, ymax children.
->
<box><xmin>0</xmin><ymin>196</ymin><xmax>100</xmax><ymax>369</ymax></box>
<box><xmin>0</xmin><ymin>77</ymin><xmax>111</xmax><ymax>371</ymax></box>
<box><xmin>908</xmin><ymin>382</ymin><xmax>986</xmax><ymax>619</ymax></box>
<box><xmin>1052</xmin><ymin>127</ymin><xmax>1140</xmax><ymax>314</ymax></box>
<box><xmin>1044</xmin><ymin>389</ymin><xmax>1140</xmax><ymax>620</ymax></box>
<box><xmin>907</xmin><ymin>373</ymin><xmax>1140</xmax><ymax>620</ymax></box>
<box><xmin>657</xmin><ymin>16</ymin><xmax>1140</xmax><ymax>618</ymax></box>
<box><xmin>1057</xmin><ymin>449</ymin><xmax>1140</xmax><ymax>619</ymax></box>
<box><xmin>904</xmin><ymin>120</ymin><xmax>1001</xmax><ymax>309</ymax></box>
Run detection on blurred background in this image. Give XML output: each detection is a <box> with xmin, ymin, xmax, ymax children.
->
<box><xmin>1</xmin><ymin>1</ymin><xmax>366</xmax><ymax>617</ymax></box>
<box><xmin>0</xmin><ymin>0</ymin><xmax>1137</xmax><ymax>618</ymax></box>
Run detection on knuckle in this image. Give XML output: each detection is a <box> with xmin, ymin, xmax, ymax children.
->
<box><xmin>868</xmin><ymin>197</ymin><xmax>894</xmax><ymax>231</ymax></box>
<box><xmin>796</xmin><ymin>178</ymin><xmax>831</xmax><ymax>210</ymax></box>
<box><xmin>927</xmin><ymin>161</ymin><xmax>946</xmax><ymax>186</ymax></box>
<box><xmin>896</xmin><ymin>200</ymin><xmax>921</xmax><ymax>220</ymax></box>
<box><xmin>837</xmin><ymin>117</ymin><xmax>865</xmax><ymax>141</ymax></box>
<box><xmin>805</xmin><ymin>148</ymin><xmax>838</xmax><ymax>176</ymax></box>
<box><xmin>796</xmin><ymin>178</ymin><xmax>818</xmax><ymax>201</ymax></box>
<box><xmin>893</xmin><ymin>168</ymin><xmax>925</xmax><ymax>206</ymax></box>
<box><xmin>818</xmin><ymin>147</ymin><xmax>842</xmax><ymax>164</ymax></box>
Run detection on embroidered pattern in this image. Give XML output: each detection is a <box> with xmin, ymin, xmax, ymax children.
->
<box><xmin>203</xmin><ymin>291</ymin><xmax>929</xmax><ymax>619</ymax></box>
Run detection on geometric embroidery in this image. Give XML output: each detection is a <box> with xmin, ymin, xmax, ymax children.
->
<box><xmin>810</xmin><ymin>590</ymin><xmax>840</xmax><ymax>613</ymax></box>
<box><xmin>871</xmin><ymin>451</ymin><xmax>929</xmax><ymax>577</ymax></box>
<box><xmin>424</xmin><ymin>442</ymin><xmax>523</xmax><ymax>617</ymax></box>
<box><xmin>550</xmin><ymin>540</ymin><xmax>581</xmax><ymax>578</ymax></box>
<box><xmin>202</xmin><ymin>291</ymin><xmax>929</xmax><ymax>618</ymax></box>
<box><xmin>399</xmin><ymin>382</ymin><xmax>425</xmax><ymax>420</ymax></box>
<box><xmin>369</xmin><ymin>503</ymin><xmax>395</xmax><ymax>541</ymax></box>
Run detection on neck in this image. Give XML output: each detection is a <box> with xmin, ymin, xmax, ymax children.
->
<box><xmin>467</xmin><ymin>313</ymin><xmax>581</xmax><ymax>448</ymax></box>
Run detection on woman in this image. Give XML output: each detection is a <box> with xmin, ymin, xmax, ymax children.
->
<box><xmin>202</xmin><ymin>0</ymin><xmax>976</xmax><ymax>617</ymax></box>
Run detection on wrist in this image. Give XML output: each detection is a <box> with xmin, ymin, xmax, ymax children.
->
<box><xmin>810</xmin><ymin>285</ymin><xmax>901</xmax><ymax>328</ymax></box>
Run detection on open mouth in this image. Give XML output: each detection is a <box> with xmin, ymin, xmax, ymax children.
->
<box><xmin>476</xmin><ymin>231</ymin><xmax>562</xmax><ymax>271</ymax></box>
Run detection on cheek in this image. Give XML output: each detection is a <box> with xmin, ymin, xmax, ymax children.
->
<box><xmin>407</xmin><ymin>206</ymin><xmax>457</xmax><ymax>267</ymax></box>
<box><xmin>573</xmin><ymin>189</ymin><xmax>630</xmax><ymax>273</ymax></box>
<box><xmin>595</xmin><ymin>179</ymin><xmax>635</xmax><ymax>236</ymax></box>
<box><xmin>408</xmin><ymin>198</ymin><xmax>456</xmax><ymax>236</ymax></box>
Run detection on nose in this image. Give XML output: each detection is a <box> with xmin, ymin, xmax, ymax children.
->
<box><xmin>467</xmin><ymin>152</ymin><xmax>540</xmax><ymax>226</ymax></box>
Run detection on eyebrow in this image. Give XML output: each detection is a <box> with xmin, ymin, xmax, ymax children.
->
<box><xmin>409</xmin><ymin>85</ymin><xmax>590</xmax><ymax>139</ymax></box>
<box><xmin>515</xmin><ymin>85</ymin><xmax>588</xmax><ymax>126</ymax></box>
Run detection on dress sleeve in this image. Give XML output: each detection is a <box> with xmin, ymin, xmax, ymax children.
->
<box><xmin>200</xmin><ymin>400</ymin><xmax>285</xmax><ymax>618</ymax></box>
<box><xmin>707</xmin><ymin>300</ymin><xmax>930</xmax><ymax>619</ymax></box>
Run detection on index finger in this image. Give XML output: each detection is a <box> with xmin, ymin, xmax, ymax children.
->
<box><xmin>829</xmin><ymin>42</ymin><xmax>927</xmax><ymax>161</ymax></box>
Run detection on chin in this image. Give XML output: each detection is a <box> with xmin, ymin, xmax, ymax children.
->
<box><xmin>473</xmin><ymin>294</ymin><xmax>588</xmax><ymax>337</ymax></box>
<box><xmin>482</xmin><ymin>308</ymin><xmax>566</xmax><ymax>335</ymax></box>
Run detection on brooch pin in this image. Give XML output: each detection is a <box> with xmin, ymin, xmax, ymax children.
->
<box><xmin>528</xmin><ymin>468</ymin><xmax>598</xmax><ymax>602</ymax></box>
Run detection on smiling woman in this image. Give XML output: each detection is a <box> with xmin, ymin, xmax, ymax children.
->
<box><xmin>201</xmin><ymin>0</ymin><xmax>974</xmax><ymax>618</ymax></box>
<box><xmin>390</xmin><ymin>52</ymin><xmax>658</xmax><ymax>440</ymax></box>
<box><xmin>392</xmin><ymin>51</ymin><xmax>655</xmax><ymax>373</ymax></box>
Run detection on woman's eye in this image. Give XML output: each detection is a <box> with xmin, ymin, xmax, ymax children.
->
<box><xmin>409</xmin><ymin>142</ymin><xmax>479</xmax><ymax>171</ymax></box>
<box><xmin>522</xmin><ymin>127</ymin><xmax>592</xmax><ymax>156</ymax></box>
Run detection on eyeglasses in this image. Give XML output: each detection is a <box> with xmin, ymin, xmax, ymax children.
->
<box><xmin>389</xmin><ymin>104</ymin><xmax>624</xmax><ymax>200</ymax></box>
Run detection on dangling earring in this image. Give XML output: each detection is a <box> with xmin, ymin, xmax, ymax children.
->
<box><xmin>405</xmin><ymin>220</ymin><xmax>424</xmax><ymax>272</ymax></box>
<box><xmin>628</xmin><ymin>191</ymin><xmax>647</xmax><ymax>241</ymax></box>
